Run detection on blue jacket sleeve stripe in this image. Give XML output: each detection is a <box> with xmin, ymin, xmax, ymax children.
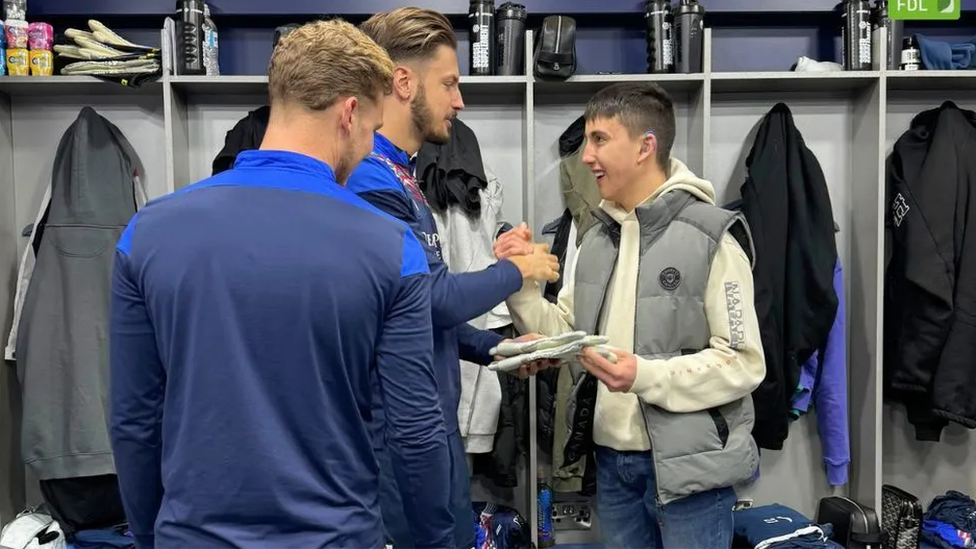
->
<box><xmin>401</xmin><ymin>231</ymin><xmax>430</xmax><ymax>278</ymax></box>
<box><xmin>116</xmin><ymin>212</ymin><xmax>140</xmax><ymax>256</ymax></box>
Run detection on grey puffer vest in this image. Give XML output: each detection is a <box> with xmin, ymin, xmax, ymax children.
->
<box><xmin>567</xmin><ymin>189</ymin><xmax>759</xmax><ymax>505</ymax></box>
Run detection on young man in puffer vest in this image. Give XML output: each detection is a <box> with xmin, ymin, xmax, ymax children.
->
<box><xmin>498</xmin><ymin>82</ymin><xmax>768</xmax><ymax>548</ymax></box>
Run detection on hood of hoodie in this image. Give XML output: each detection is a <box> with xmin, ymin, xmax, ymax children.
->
<box><xmin>600</xmin><ymin>158</ymin><xmax>716</xmax><ymax>219</ymax></box>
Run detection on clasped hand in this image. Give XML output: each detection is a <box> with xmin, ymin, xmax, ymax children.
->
<box><xmin>494</xmin><ymin>223</ymin><xmax>560</xmax><ymax>283</ymax></box>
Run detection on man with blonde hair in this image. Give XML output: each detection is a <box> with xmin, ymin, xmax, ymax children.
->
<box><xmin>109</xmin><ymin>20</ymin><xmax>455</xmax><ymax>549</ymax></box>
<box><xmin>349</xmin><ymin>7</ymin><xmax>559</xmax><ymax>549</ymax></box>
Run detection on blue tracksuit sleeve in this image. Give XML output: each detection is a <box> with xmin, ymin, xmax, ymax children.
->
<box><xmin>427</xmin><ymin>256</ymin><xmax>522</xmax><ymax>329</ymax></box>
<box><xmin>456</xmin><ymin>322</ymin><xmax>505</xmax><ymax>366</ymax></box>
<box><xmin>349</xmin><ymin>161</ymin><xmax>523</xmax><ymax>329</ymax></box>
<box><xmin>379</xmin><ymin>231</ymin><xmax>454</xmax><ymax>549</ymax></box>
<box><xmin>109</xmin><ymin>242</ymin><xmax>164</xmax><ymax>549</ymax></box>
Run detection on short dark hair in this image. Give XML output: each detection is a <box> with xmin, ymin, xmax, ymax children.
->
<box><xmin>584</xmin><ymin>82</ymin><xmax>676</xmax><ymax>168</ymax></box>
<box><xmin>360</xmin><ymin>7</ymin><xmax>457</xmax><ymax>64</ymax></box>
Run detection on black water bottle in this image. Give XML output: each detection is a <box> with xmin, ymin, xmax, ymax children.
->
<box><xmin>496</xmin><ymin>3</ymin><xmax>527</xmax><ymax>76</ymax></box>
<box><xmin>645</xmin><ymin>0</ymin><xmax>674</xmax><ymax>73</ymax></box>
<box><xmin>675</xmin><ymin>0</ymin><xmax>705</xmax><ymax>74</ymax></box>
<box><xmin>469</xmin><ymin>0</ymin><xmax>496</xmax><ymax>76</ymax></box>
<box><xmin>872</xmin><ymin>0</ymin><xmax>902</xmax><ymax>70</ymax></box>
<box><xmin>842</xmin><ymin>0</ymin><xmax>872</xmax><ymax>70</ymax></box>
<box><xmin>176</xmin><ymin>0</ymin><xmax>206</xmax><ymax>75</ymax></box>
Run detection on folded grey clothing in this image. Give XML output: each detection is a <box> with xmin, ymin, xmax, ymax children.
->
<box><xmin>488</xmin><ymin>342</ymin><xmax>618</xmax><ymax>373</ymax></box>
<box><xmin>491</xmin><ymin>330</ymin><xmax>599</xmax><ymax>357</ymax></box>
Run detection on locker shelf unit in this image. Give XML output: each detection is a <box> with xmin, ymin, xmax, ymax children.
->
<box><xmin>0</xmin><ymin>23</ymin><xmax>974</xmax><ymax>540</ymax></box>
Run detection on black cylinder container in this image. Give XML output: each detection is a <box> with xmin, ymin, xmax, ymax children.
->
<box><xmin>469</xmin><ymin>0</ymin><xmax>496</xmax><ymax>76</ymax></box>
<box><xmin>872</xmin><ymin>0</ymin><xmax>903</xmax><ymax>70</ymax></box>
<box><xmin>842</xmin><ymin>0</ymin><xmax>872</xmax><ymax>70</ymax></box>
<box><xmin>176</xmin><ymin>0</ymin><xmax>206</xmax><ymax>75</ymax></box>
<box><xmin>496</xmin><ymin>3</ymin><xmax>527</xmax><ymax>76</ymax></box>
<box><xmin>675</xmin><ymin>0</ymin><xmax>705</xmax><ymax>74</ymax></box>
<box><xmin>645</xmin><ymin>0</ymin><xmax>674</xmax><ymax>73</ymax></box>
<box><xmin>900</xmin><ymin>35</ymin><xmax>920</xmax><ymax>70</ymax></box>
<box><xmin>273</xmin><ymin>24</ymin><xmax>300</xmax><ymax>49</ymax></box>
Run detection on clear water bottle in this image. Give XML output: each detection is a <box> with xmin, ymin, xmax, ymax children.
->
<box><xmin>202</xmin><ymin>4</ymin><xmax>219</xmax><ymax>76</ymax></box>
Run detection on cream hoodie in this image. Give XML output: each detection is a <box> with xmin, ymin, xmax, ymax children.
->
<box><xmin>507</xmin><ymin>159</ymin><xmax>766</xmax><ymax>452</ymax></box>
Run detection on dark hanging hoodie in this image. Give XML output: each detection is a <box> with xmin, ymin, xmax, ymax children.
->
<box><xmin>739</xmin><ymin>103</ymin><xmax>839</xmax><ymax>451</ymax></box>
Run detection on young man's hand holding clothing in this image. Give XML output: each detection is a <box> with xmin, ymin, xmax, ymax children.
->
<box><xmin>500</xmin><ymin>223</ymin><xmax>766</xmax><ymax>413</ymax></box>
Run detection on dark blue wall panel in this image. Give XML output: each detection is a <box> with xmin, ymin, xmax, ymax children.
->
<box><xmin>29</xmin><ymin>1</ymin><xmax>976</xmax><ymax>75</ymax></box>
<box><xmin>31</xmin><ymin>0</ymin><xmax>859</xmax><ymax>17</ymax></box>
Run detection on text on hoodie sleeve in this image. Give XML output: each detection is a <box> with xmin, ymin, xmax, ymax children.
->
<box><xmin>109</xmin><ymin>221</ymin><xmax>165</xmax><ymax>549</ymax></box>
<box><xmin>377</xmin><ymin>229</ymin><xmax>454</xmax><ymax>549</ymax></box>
<box><xmin>629</xmin><ymin>233</ymin><xmax>766</xmax><ymax>413</ymax></box>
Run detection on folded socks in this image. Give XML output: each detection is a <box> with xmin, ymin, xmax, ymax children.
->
<box><xmin>488</xmin><ymin>331</ymin><xmax>617</xmax><ymax>372</ymax></box>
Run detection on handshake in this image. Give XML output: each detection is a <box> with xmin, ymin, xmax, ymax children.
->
<box><xmin>494</xmin><ymin>222</ymin><xmax>560</xmax><ymax>283</ymax></box>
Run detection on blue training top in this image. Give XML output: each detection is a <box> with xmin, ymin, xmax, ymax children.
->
<box><xmin>109</xmin><ymin>149</ymin><xmax>454</xmax><ymax>549</ymax></box>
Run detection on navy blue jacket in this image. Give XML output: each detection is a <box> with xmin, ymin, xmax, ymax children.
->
<box><xmin>109</xmin><ymin>150</ymin><xmax>453</xmax><ymax>549</ymax></box>
<box><xmin>346</xmin><ymin>133</ymin><xmax>523</xmax><ymax>435</ymax></box>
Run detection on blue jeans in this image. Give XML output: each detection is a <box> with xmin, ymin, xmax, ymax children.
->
<box><xmin>376</xmin><ymin>430</ymin><xmax>476</xmax><ymax>549</ymax></box>
<box><xmin>595</xmin><ymin>446</ymin><xmax>736</xmax><ymax>549</ymax></box>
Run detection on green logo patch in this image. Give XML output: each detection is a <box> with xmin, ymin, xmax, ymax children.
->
<box><xmin>890</xmin><ymin>0</ymin><xmax>961</xmax><ymax>20</ymax></box>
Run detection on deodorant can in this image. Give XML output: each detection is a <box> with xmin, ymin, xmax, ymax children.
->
<box><xmin>645</xmin><ymin>0</ymin><xmax>674</xmax><ymax>73</ymax></box>
<box><xmin>841</xmin><ymin>0</ymin><xmax>872</xmax><ymax>71</ymax></box>
<box><xmin>675</xmin><ymin>0</ymin><xmax>705</xmax><ymax>74</ymax></box>
<box><xmin>495</xmin><ymin>2</ymin><xmax>526</xmax><ymax>76</ymax></box>
<box><xmin>900</xmin><ymin>35</ymin><xmax>920</xmax><ymax>70</ymax></box>
<box><xmin>468</xmin><ymin>0</ymin><xmax>495</xmax><ymax>76</ymax></box>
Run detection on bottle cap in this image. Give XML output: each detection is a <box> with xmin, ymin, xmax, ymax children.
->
<box><xmin>676</xmin><ymin>0</ymin><xmax>705</xmax><ymax>14</ymax></box>
<box><xmin>497</xmin><ymin>2</ymin><xmax>526</xmax><ymax>19</ymax></box>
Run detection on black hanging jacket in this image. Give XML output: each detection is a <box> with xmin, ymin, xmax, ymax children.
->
<box><xmin>416</xmin><ymin>118</ymin><xmax>488</xmax><ymax>217</ymax></box>
<box><xmin>211</xmin><ymin>106</ymin><xmax>270</xmax><ymax>175</ymax></box>
<box><xmin>740</xmin><ymin>103</ymin><xmax>839</xmax><ymax>450</ymax></box>
<box><xmin>884</xmin><ymin>101</ymin><xmax>976</xmax><ymax>441</ymax></box>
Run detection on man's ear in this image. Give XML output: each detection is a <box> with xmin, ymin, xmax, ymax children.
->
<box><xmin>392</xmin><ymin>65</ymin><xmax>415</xmax><ymax>100</ymax></box>
<box><xmin>639</xmin><ymin>130</ymin><xmax>658</xmax><ymax>164</ymax></box>
<box><xmin>339</xmin><ymin>96</ymin><xmax>358</xmax><ymax>133</ymax></box>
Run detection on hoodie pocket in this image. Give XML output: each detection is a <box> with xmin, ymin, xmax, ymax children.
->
<box><xmin>49</xmin><ymin>226</ymin><xmax>121</xmax><ymax>259</ymax></box>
